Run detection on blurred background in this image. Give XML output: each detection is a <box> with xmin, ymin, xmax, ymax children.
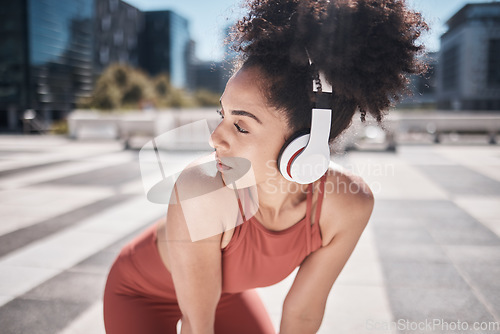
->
<box><xmin>0</xmin><ymin>0</ymin><xmax>499</xmax><ymax>333</ymax></box>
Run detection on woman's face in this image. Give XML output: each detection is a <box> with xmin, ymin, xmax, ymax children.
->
<box><xmin>210</xmin><ymin>66</ymin><xmax>291</xmax><ymax>186</ymax></box>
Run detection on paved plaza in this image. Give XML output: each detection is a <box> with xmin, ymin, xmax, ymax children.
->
<box><xmin>0</xmin><ymin>134</ymin><xmax>499</xmax><ymax>334</ymax></box>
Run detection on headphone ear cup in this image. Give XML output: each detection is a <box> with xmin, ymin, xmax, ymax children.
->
<box><xmin>277</xmin><ymin>129</ymin><xmax>310</xmax><ymax>182</ymax></box>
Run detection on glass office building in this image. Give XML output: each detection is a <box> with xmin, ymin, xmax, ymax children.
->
<box><xmin>140</xmin><ymin>11</ymin><xmax>193</xmax><ymax>89</ymax></box>
<box><xmin>0</xmin><ymin>0</ymin><xmax>94</xmax><ymax>131</ymax></box>
<box><xmin>0</xmin><ymin>1</ymin><xmax>29</xmax><ymax>130</ymax></box>
<box><xmin>94</xmin><ymin>0</ymin><xmax>143</xmax><ymax>75</ymax></box>
<box><xmin>0</xmin><ymin>1</ymin><xmax>196</xmax><ymax>132</ymax></box>
<box><xmin>438</xmin><ymin>3</ymin><xmax>500</xmax><ymax>110</ymax></box>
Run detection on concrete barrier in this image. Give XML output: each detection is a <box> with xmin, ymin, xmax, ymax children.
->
<box><xmin>68</xmin><ymin>108</ymin><xmax>219</xmax><ymax>149</ymax></box>
<box><xmin>68</xmin><ymin>109</ymin><xmax>500</xmax><ymax>150</ymax></box>
<box><xmin>394</xmin><ymin>111</ymin><xmax>500</xmax><ymax>144</ymax></box>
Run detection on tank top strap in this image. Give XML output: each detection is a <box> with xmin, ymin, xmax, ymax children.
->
<box><xmin>305</xmin><ymin>182</ymin><xmax>313</xmax><ymax>224</ymax></box>
<box><xmin>231</xmin><ymin>187</ymin><xmax>248</xmax><ymax>228</ymax></box>
<box><xmin>236</xmin><ymin>193</ymin><xmax>247</xmax><ymax>224</ymax></box>
<box><xmin>313</xmin><ymin>173</ymin><xmax>328</xmax><ymax>226</ymax></box>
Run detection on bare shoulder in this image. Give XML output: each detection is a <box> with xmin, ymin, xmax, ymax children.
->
<box><xmin>171</xmin><ymin>153</ymin><xmax>222</xmax><ymax>202</ymax></box>
<box><xmin>167</xmin><ymin>154</ymin><xmax>241</xmax><ymax>243</ymax></box>
<box><xmin>318</xmin><ymin>161</ymin><xmax>375</xmax><ymax>246</ymax></box>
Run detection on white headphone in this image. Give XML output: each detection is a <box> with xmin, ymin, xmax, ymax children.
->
<box><xmin>277</xmin><ymin>70</ymin><xmax>332</xmax><ymax>184</ymax></box>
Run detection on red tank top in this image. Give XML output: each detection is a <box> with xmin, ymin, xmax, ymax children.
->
<box><xmin>221</xmin><ymin>173</ymin><xmax>327</xmax><ymax>293</ymax></box>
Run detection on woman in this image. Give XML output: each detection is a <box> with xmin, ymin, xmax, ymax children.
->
<box><xmin>103</xmin><ymin>0</ymin><xmax>428</xmax><ymax>333</ymax></box>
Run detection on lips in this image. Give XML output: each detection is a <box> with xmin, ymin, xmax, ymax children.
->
<box><xmin>215</xmin><ymin>154</ymin><xmax>232</xmax><ymax>172</ymax></box>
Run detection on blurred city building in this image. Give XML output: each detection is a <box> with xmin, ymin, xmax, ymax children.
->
<box><xmin>192</xmin><ymin>61</ymin><xmax>226</xmax><ymax>95</ymax></box>
<box><xmin>139</xmin><ymin>10</ymin><xmax>193</xmax><ymax>89</ymax></box>
<box><xmin>0</xmin><ymin>0</ymin><xmax>94</xmax><ymax>132</ymax></box>
<box><xmin>0</xmin><ymin>0</ymin><xmax>199</xmax><ymax>133</ymax></box>
<box><xmin>437</xmin><ymin>2</ymin><xmax>500</xmax><ymax>111</ymax></box>
<box><xmin>7</xmin><ymin>2</ymin><xmax>500</xmax><ymax>133</ymax></box>
<box><xmin>94</xmin><ymin>0</ymin><xmax>144</xmax><ymax>76</ymax></box>
<box><xmin>397</xmin><ymin>52</ymin><xmax>438</xmax><ymax>109</ymax></box>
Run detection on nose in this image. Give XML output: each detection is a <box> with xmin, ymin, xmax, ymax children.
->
<box><xmin>209</xmin><ymin>121</ymin><xmax>230</xmax><ymax>152</ymax></box>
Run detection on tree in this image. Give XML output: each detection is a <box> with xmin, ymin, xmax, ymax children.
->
<box><xmin>78</xmin><ymin>63</ymin><xmax>222</xmax><ymax>110</ymax></box>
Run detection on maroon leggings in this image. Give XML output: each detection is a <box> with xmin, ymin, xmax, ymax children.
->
<box><xmin>103</xmin><ymin>224</ymin><xmax>276</xmax><ymax>334</ymax></box>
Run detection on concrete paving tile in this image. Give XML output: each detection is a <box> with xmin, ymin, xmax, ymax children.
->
<box><xmin>0</xmin><ymin>160</ymin><xmax>72</xmax><ymax>177</ymax></box>
<box><xmin>452</xmin><ymin>264</ymin><xmax>500</xmax><ymax>321</ymax></box>
<box><xmin>454</xmin><ymin>263</ymin><xmax>500</xmax><ymax>292</ymax></box>
<box><xmin>0</xmin><ymin>231</ymin><xmax>118</xmax><ymax>269</ymax></box>
<box><xmin>0</xmin><ymin>158</ymin><xmax>131</xmax><ymax>189</ymax></box>
<box><xmin>0</xmin><ymin>186</ymin><xmax>115</xmax><ymax>236</ymax></box>
<box><xmin>343</xmin><ymin>156</ymin><xmax>449</xmax><ymax>200</ymax></box>
<box><xmin>257</xmin><ymin>268</ymin><xmax>297</xmax><ymax>331</ymax></box>
<box><xmin>58</xmin><ymin>302</ymin><xmax>106</xmax><ymax>334</ymax></box>
<box><xmin>0</xmin><ymin>295</ymin><xmax>13</xmax><ymax>306</ymax></box>
<box><xmin>370</xmin><ymin>216</ymin><xmax>427</xmax><ymax>229</ymax></box>
<box><xmin>320</xmin><ymin>284</ymin><xmax>396</xmax><ymax>334</ymax></box>
<box><xmin>23</xmin><ymin>271</ymin><xmax>106</xmax><ymax>304</ymax></box>
<box><xmin>380</xmin><ymin>261</ymin><xmax>470</xmax><ymax>289</ymax></box>
<box><xmin>396</xmin><ymin>146</ymin><xmax>457</xmax><ymax>166</ymax></box>
<box><xmin>334</xmin><ymin>226</ymin><xmax>387</xmax><ymax>286</ymax></box>
<box><xmin>386</xmin><ymin>286</ymin><xmax>497</xmax><ymax>324</ymax></box>
<box><xmin>0</xmin><ymin>201</ymin><xmax>163</xmax><ymax>304</ymax></box>
<box><xmin>481</xmin><ymin>288</ymin><xmax>500</xmax><ymax>323</ymax></box>
<box><xmin>0</xmin><ymin>297</ymin><xmax>88</xmax><ymax>334</ymax></box>
<box><xmin>114</xmin><ymin>178</ymin><xmax>147</xmax><ymax>195</ymax></box>
<box><xmin>433</xmin><ymin>146</ymin><xmax>500</xmax><ymax>166</ymax></box>
<box><xmin>466</xmin><ymin>164</ymin><xmax>500</xmax><ymax>183</ymax></box>
<box><xmin>71</xmin><ymin>200</ymin><xmax>166</xmax><ymax>235</ymax></box>
<box><xmin>416</xmin><ymin>165</ymin><xmax>500</xmax><ymax>196</ymax></box>
<box><xmin>344</xmin><ymin>238</ymin><xmax>381</xmax><ymax>264</ymax></box>
<box><xmin>2</xmin><ymin>138</ymin><xmax>500</xmax><ymax>333</ymax></box>
<box><xmin>0</xmin><ymin>141</ymin><xmax>123</xmax><ymax>176</ymax></box>
<box><xmin>0</xmin><ymin>265</ymin><xmax>59</xmax><ymax>301</ymax></box>
<box><xmin>427</xmin><ymin>226</ymin><xmax>500</xmax><ymax>246</ymax></box>
<box><xmin>335</xmin><ymin>257</ymin><xmax>386</xmax><ymax>286</ymax></box>
<box><xmin>97</xmin><ymin>228</ymin><xmax>148</xmax><ymax>255</ymax></box>
<box><xmin>70</xmin><ymin>225</ymin><xmax>149</xmax><ymax>275</ymax></box>
<box><xmin>443</xmin><ymin>245</ymin><xmax>500</xmax><ymax>265</ymax></box>
<box><xmin>371</xmin><ymin>199</ymin><xmax>480</xmax><ymax>229</ymax></box>
<box><xmin>454</xmin><ymin>196</ymin><xmax>500</xmax><ymax>222</ymax></box>
<box><xmin>69</xmin><ymin>251</ymin><xmax>120</xmax><ymax>275</ymax></box>
<box><xmin>373</xmin><ymin>227</ymin><xmax>436</xmax><ymax>245</ymax></box>
<box><xmin>454</xmin><ymin>196</ymin><xmax>500</xmax><ymax>238</ymax></box>
<box><xmin>389</xmin><ymin>322</ymin><xmax>500</xmax><ymax>334</ymax></box>
<box><xmin>257</xmin><ymin>268</ymin><xmax>297</xmax><ymax>316</ymax></box>
<box><xmin>0</xmin><ymin>194</ymin><xmax>134</xmax><ymax>257</ymax></box>
<box><xmin>375</xmin><ymin>243</ymin><xmax>451</xmax><ymax>264</ymax></box>
<box><xmin>39</xmin><ymin>161</ymin><xmax>141</xmax><ymax>187</ymax></box>
<box><xmin>481</xmin><ymin>219</ymin><xmax>500</xmax><ymax>239</ymax></box>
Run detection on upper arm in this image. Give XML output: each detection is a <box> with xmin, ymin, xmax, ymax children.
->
<box><xmin>282</xmin><ymin>173</ymin><xmax>374</xmax><ymax>327</ymax></box>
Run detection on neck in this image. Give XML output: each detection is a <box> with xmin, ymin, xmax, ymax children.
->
<box><xmin>253</xmin><ymin>176</ymin><xmax>309</xmax><ymax>223</ymax></box>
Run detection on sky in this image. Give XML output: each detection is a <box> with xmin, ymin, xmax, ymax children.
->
<box><xmin>124</xmin><ymin>0</ymin><xmax>500</xmax><ymax>61</ymax></box>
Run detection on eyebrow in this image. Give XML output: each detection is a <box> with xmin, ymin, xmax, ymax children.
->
<box><xmin>219</xmin><ymin>100</ymin><xmax>263</xmax><ymax>125</ymax></box>
<box><xmin>231</xmin><ymin>110</ymin><xmax>262</xmax><ymax>124</ymax></box>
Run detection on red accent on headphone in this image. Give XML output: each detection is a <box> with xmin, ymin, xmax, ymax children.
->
<box><xmin>287</xmin><ymin>147</ymin><xmax>305</xmax><ymax>178</ymax></box>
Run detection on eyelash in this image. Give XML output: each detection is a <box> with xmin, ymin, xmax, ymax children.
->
<box><xmin>216</xmin><ymin>109</ymin><xmax>249</xmax><ymax>134</ymax></box>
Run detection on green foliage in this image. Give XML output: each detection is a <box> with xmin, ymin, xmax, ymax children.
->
<box><xmin>91</xmin><ymin>82</ymin><xmax>121</xmax><ymax>110</ymax></box>
<box><xmin>194</xmin><ymin>89</ymin><xmax>221</xmax><ymax>106</ymax></box>
<box><xmin>79</xmin><ymin>63</ymin><xmax>223</xmax><ymax>110</ymax></box>
<box><xmin>153</xmin><ymin>74</ymin><xmax>173</xmax><ymax>107</ymax></box>
<box><xmin>154</xmin><ymin>74</ymin><xmax>171</xmax><ymax>98</ymax></box>
<box><xmin>49</xmin><ymin>119</ymin><xmax>68</xmax><ymax>135</ymax></box>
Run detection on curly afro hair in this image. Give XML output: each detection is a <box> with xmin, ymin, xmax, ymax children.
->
<box><xmin>228</xmin><ymin>0</ymin><xmax>429</xmax><ymax>142</ymax></box>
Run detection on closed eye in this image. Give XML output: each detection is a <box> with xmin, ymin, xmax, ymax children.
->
<box><xmin>234</xmin><ymin>122</ymin><xmax>248</xmax><ymax>134</ymax></box>
<box><xmin>216</xmin><ymin>109</ymin><xmax>249</xmax><ymax>134</ymax></box>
